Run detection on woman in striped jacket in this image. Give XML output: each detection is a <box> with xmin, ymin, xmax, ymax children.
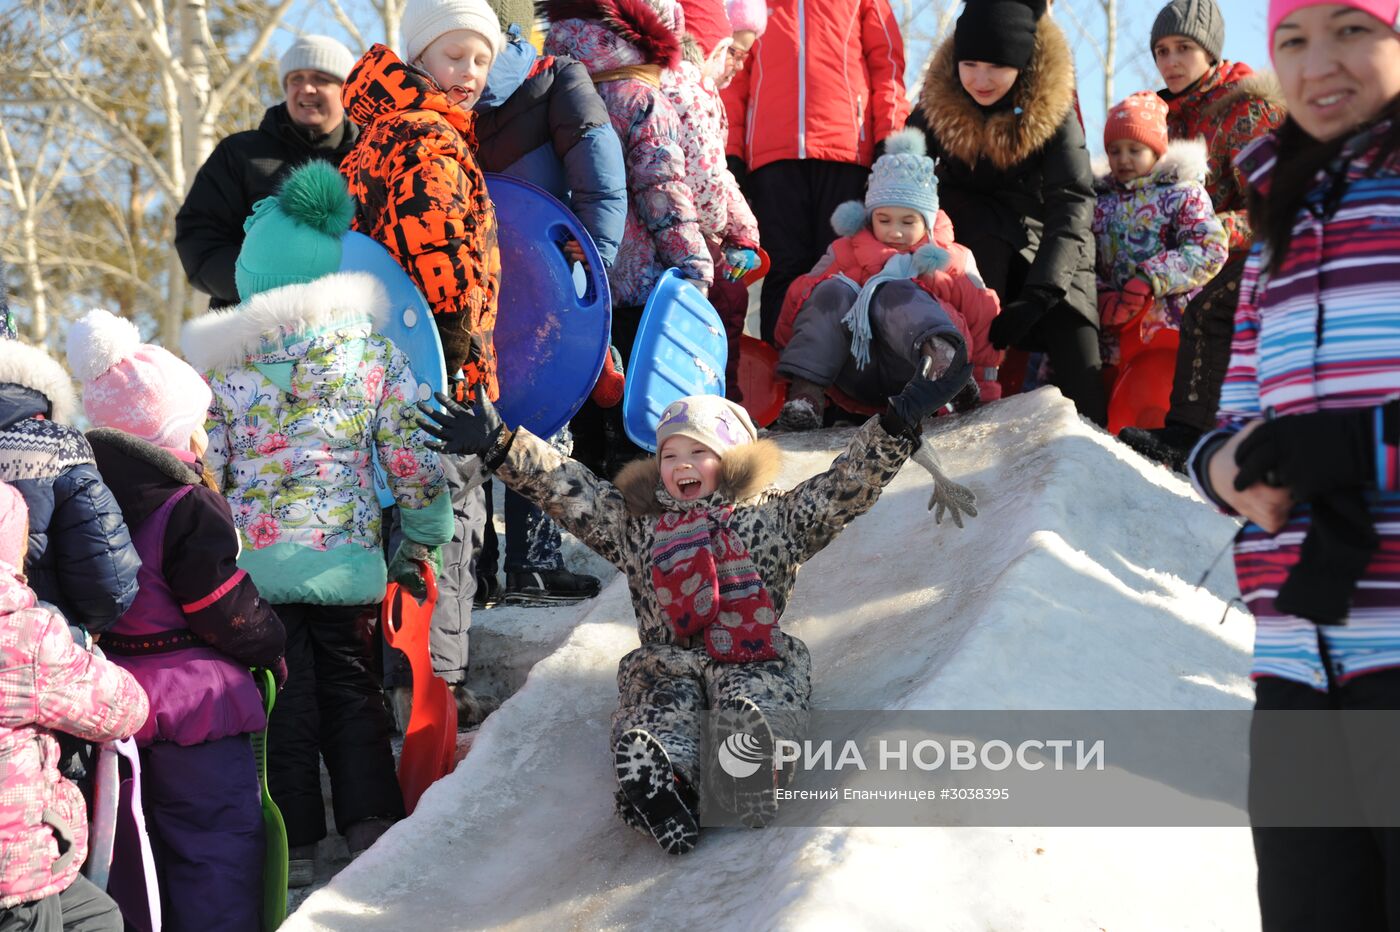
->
<box><xmin>1187</xmin><ymin>0</ymin><xmax>1400</xmax><ymax>926</ymax></box>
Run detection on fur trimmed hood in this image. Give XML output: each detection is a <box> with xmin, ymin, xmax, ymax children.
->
<box><xmin>613</xmin><ymin>437</ymin><xmax>782</xmax><ymax>516</ymax></box>
<box><xmin>0</xmin><ymin>341</ymin><xmax>77</xmax><ymax>425</ymax></box>
<box><xmin>916</xmin><ymin>16</ymin><xmax>1076</xmax><ymax>171</ymax></box>
<box><xmin>1095</xmin><ymin>138</ymin><xmax>1209</xmax><ymax>192</ymax></box>
<box><xmin>1203</xmin><ymin>71</ymin><xmax>1285</xmax><ymax>123</ymax></box>
<box><xmin>180</xmin><ymin>272</ymin><xmax>389</xmax><ymax>373</ymax></box>
<box><xmin>86</xmin><ymin>427</ymin><xmax>201</xmax><ymax>487</ymax></box>
<box><xmin>539</xmin><ymin>0</ymin><xmax>683</xmax><ymax>69</ymax></box>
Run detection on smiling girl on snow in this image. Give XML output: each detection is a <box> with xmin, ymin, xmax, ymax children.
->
<box><xmin>418</xmin><ymin>364</ymin><xmax>974</xmax><ymax>853</ymax></box>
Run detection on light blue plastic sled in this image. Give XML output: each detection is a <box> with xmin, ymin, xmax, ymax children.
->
<box><xmin>485</xmin><ymin>173</ymin><xmax>612</xmax><ymax>441</ymax></box>
<box><xmin>622</xmin><ymin>269</ymin><xmax>728</xmax><ymax>452</ymax></box>
<box><xmin>339</xmin><ymin>232</ymin><xmax>447</xmax><ymax>508</ymax></box>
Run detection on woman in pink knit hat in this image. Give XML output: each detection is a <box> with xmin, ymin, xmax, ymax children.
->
<box><xmin>1185</xmin><ymin>1</ymin><xmax>1400</xmax><ymax>928</ymax></box>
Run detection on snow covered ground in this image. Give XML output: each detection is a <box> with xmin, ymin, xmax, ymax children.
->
<box><xmin>287</xmin><ymin>389</ymin><xmax>1262</xmax><ymax>931</ymax></box>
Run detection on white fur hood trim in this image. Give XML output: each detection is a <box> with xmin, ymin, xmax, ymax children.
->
<box><xmin>1096</xmin><ymin>138</ymin><xmax>1211</xmax><ymax>191</ymax></box>
<box><xmin>1153</xmin><ymin>138</ymin><xmax>1210</xmax><ymax>184</ymax></box>
<box><xmin>0</xmin><ymin>341</ymin><xmax>78</xmax><ymax>425</ymax></box>
<box><xmin>181</xmin><ymin>272</ymin><xmax>390</xmax><ymax>372</ymax></box>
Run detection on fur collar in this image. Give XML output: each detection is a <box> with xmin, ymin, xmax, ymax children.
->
<box><xmin>540</xmin><ymin>0</ymin><xmax>682</xmax><ymax>68</ymax></box>
<box><xmin>917</xmin><ymin>17</ymin><xmax>1076</xmax><ymax>171</ymax></box>
<box><xmin>1095</xmin><ymin>138</ymin><xmax>1210</xmax><ymax>192</ymax></box>
<box><xmin>0</xmin><ymin>341</ymin><xmax>77</xmax><ymax>425</ymax></box>
<box><xmin>1203</xmin><ymin>72</ymin><xmax>1285</xmax><ymax>123</ymax></box>
<box><xmin>86</xmin><ymin>428</ymin><xmax>201</xmax><ymax>486</ymax></box>
<box><xmin>613</xmin><ymin>438</ymin><xmax>782</xmax><ymax>517</ymax></box>
<box><xmin>181</xmin><ymin>272</ymin><xmax>388</xmax><ymax>372</ymax></box>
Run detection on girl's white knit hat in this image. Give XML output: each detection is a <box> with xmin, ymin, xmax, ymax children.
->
<box><xmin>656</xmin><ymin>395</ymin><xmax>757</xmax><ymax>457</ymax></box>
<box><xmin>402</xmin><ymin>0</ymin><xmax>505</xmax><ymax>63</ymax></box>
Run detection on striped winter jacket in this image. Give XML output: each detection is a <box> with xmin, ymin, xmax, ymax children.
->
<box><xmin>1188</xmin><ymin>121</ymin><xmax>1400</xmax><ymax>690</ymax></box>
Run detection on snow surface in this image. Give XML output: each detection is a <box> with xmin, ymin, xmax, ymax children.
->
<box><xmin>287</xmin><ymin>389</ymin><xmax>1262</xmax><ymax>931</ymax></box>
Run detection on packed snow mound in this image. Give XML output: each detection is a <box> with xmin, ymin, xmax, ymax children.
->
<box><xmin>288</xmin><ymin>389</ymin><xmax>1260</xmax><ymax>931</ymax></box>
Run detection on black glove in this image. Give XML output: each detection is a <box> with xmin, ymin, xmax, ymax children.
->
<box><xmin>416</xmin><ymin>389</ymin><xmax>514</xmax><ymax>470</ymax></box>
<box><xmin>1233</xmin><ymin>408</ymin><xmax>1380</xmax><ymax>500</ymax></box>
<box><xmin>987</xmin><ymin>296</ymin><xmax>1049</xmax><ymax>351</ymax></box>
<box><xmin>881</xmin><ymin>339</ymin><xmax>972</xmax><ymax>440</ymax></box>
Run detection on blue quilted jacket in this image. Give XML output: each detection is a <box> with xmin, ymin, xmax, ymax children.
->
<box><xmin>0</xmin><ymin>349</ymin><xmax>140</xmax><ymax>633</ymax></box>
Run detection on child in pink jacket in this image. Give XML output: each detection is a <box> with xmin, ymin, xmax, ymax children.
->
<box><xmin>542</xmin><ymin>0</ymin><xmax>715</xmax><ymax>474</ymax></box>
<box><xmin>663</xmin><ymin>0</ymin><xmax>762</xmax><ymax>398</ymax></box>
<box><xmin>0</xmin><ymin>480</ymin><xmax>148</xmax><ymax>930</ymax></box>
<box><xmin>774</xmin><ymin>129</ymin><xmax>1001</xmax><ymax>428</ymax></box>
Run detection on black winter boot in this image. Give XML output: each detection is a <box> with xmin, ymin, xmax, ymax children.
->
<box><xmin>614</xmin><ymin>729</ymin><xmax>699</xmax><ymax>854</ymax></box>
<box><xmin>710</xmin><ymin>697</ymin><xmax>779</xmax><ymax>828</ymax></box>
<box><xmin>502</xmin><ymin>568</ymin><xmax>601</xmax><ymax>606</ymax></box>
<box><xmin>1118</xmin><ymin>423</ymin><xmax>1202</xmax><ymax>473</ymax></box>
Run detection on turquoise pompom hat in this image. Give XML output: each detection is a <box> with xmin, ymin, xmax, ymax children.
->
<box><xmin>234</xmin><ymin>160</ymin><xmax>357</xmax><ymax>300</ymax></box>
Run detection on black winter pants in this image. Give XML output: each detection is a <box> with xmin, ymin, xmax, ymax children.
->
<box><xmin>1165</xmin><ymin>254</ymin><xmax>1247</xmax><ymax>434</ymax></box>
<box><xmin>0</xmin><ymin>877</ymin><xmax>121</xmax><ymax>932</ymax></box>
<box><xmin>1029</xmin><ymin>303</ymin><xmax>1107</xmax><ymax>426</ymax></box>
<box><xmin>1250</xmin><ymin>669</ymin><xmax>1400</xmax><ymax>931</ymax></box>
<box><xmin>268</xmin><ymin>602</ymin><xmax>405</xmax><ymax>847</ymax></box>
<box><xmin>746</xmin><ymin>159</ymin><xmax>871</xmax><ymax>344</ymax></box>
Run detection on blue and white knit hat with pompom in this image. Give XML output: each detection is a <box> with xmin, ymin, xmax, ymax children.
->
<box><xmin>832</xmin><ymin>128</ymin><xmax>940</xmax><ymax>238</ymax></box>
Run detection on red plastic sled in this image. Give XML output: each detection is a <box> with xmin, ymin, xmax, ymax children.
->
<box><xmin>1109</xmin><ymin>347</ymin><xmax>1177</xmax><ymax>434</ymax></box>
<box><xmin>382</xmin><ymin>565</ymin><xmax>458</xmax><ymax>815</ymax></box>
<box><xmin>1107</xmin><ymin>304</ymin><xmax>1182</xmax><ymax>435</ymax></box>
<box><xmin>736</xmin><ymin>335</ymin><xmax>787</xmax><ymax>427</ymax></box>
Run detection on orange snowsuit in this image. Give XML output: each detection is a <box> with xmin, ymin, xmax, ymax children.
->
<box><xmin>341</xmin><ymin>44</ymin><xmax>502</xmax><ymax>399</ymax></box>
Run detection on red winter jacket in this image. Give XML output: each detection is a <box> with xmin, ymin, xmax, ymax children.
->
<box><xmin>1160</xmin><ymin>61</ymin><xmax>1284</xmax><ymax>254</ymax></box>
<box><xmin>776</xmin><ymin>211</ymin><xmax>1002</xmax><ymax>409</ymax></box>
<box><xmin>721</xmin><ymin>0</ymin><xmax>909</xmax><ymax>171</ymax></box>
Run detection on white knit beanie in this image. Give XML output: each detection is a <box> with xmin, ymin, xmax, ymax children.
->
<box><xmin>402</xmin><ymin>0</ymin><xmax>505</xmax><ymax>63</ymax></box>
<box><xmin>278</xmin><ymin>35</ymin><xmax>356</xmax><ymax>85</ymax></box>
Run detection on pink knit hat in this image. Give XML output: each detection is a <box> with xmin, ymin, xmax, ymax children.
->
<box><xmin>1269</xmin><ymin>0</ymin><xmax>1400</xmax><ymax>52</ymax></box>
<box><xmin>0</xmin><ymin>481</ymin><xmax>28</xmax><ymax>573</ymax></box>
<box><xmin>66</xmin><ymin>309</ymin><xmax>213</xmax><ymax>453</ymax></box>
<box><xmin>725</xmin><ymin>0</ymin><xmax>766</xmax><ymax>34</ymax></box>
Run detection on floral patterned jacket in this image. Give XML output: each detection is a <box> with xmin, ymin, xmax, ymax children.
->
<box><xmin>182</xmin><ymin>272</ymin><xmax>452</xmax><ymax>606</ymax></box>
<box><xmin>1162</xmin><ymin>62</ymin><xmax>1284</xmax><ymax>253</ymax></box>
<box><xmin>1</xmin><ymin>570</ymin><xmax>147</xmax><ymax>908</ymax></box>
<box><xmin>543</xmin><ymin>0</ymin><xmax>714</xmax><ymax>306</ymax></box>
<box><xmin>1093</xmin><ymin>138</ymin><xmax>1228</xmax><ymax>356</ymax></box>
<box><xmin>660</xmin><ymin>61</ymin><xmax>759</xmax><ymax>252</ymax></box>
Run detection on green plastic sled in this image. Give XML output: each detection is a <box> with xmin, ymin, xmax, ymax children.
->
<box><xmin>253</xmin><ymin>668</ymin><xmax>288</xmax><ymax>929</ymax></box>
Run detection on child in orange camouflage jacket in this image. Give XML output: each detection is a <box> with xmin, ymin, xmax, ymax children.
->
<box><xmin>340</xmin><ymin>0</ymin><xmax>504</xmax><ymax>399</ymax></box>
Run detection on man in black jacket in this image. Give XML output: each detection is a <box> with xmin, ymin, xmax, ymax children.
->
<box><xmin>175</xmin><ymin>35</ymin><xmax>360</xmax><ymax>308</ymax></box>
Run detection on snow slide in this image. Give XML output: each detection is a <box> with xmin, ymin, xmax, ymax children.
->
<box><xmin>288</xmin><ymin>389</ymin><xmax>1261</xmax><ymax>931</ymax></box>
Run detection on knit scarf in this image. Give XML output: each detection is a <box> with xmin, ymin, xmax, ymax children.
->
<box><xmin>838</xmin><ymin>251</ymin><xmax>920</xmax><ymax>370</ymax></box>
<box><xmin>651</xmin><ymin>504</ymin><xmax>780</xmax><ymax>663</ymax></box>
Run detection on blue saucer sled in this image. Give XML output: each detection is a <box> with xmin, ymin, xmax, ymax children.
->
<box><xmin>485</xmin><ymin>174</ymin><xmax>611</xmax><ymax>440</ymax></box>
<box><xmin>339</xmin><ymin>174</ymin><xmax>611</xmax><ymax>504</ymax></box>
<box><xmin>622</xmin><ymin>269</ymin><xmax>729</xmax><ymax>452</ymax></box>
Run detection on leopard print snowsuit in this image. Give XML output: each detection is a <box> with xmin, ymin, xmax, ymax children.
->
<box><xmin>495</xmin><ymin>417</ymin><xmax>915</xmax><ymax>818</ymax></box>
